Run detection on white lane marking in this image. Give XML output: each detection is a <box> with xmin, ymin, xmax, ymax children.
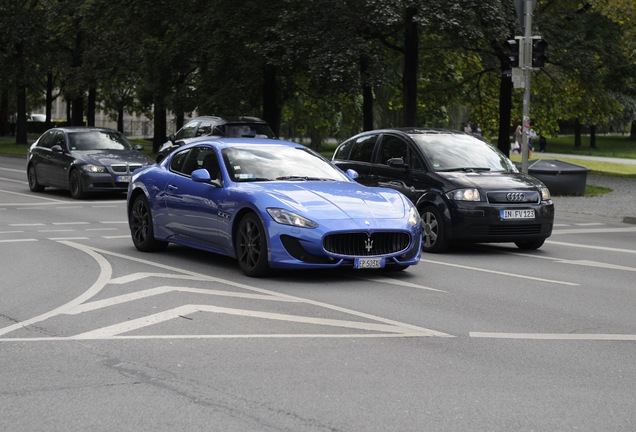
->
<box><xmin>0</xmin><ymin>238</ymin><xmax>37</xmax><ymax>243</ymax></box>
<box><xmin>103</xmin><ymin>235</ymin><xmax>132</xmax><ymax>239</ymax></box>
<box><xmin>422</xmin><ymin>259</ymin><xmax>578</xmax><ymax>286</ymax></box>
<box><xmin>0</xmin><ymin>230</ymin><xmax>24</xmax><ymax>234</ymax></box>
<box><xmin>65</xmin><ymin>286</ymin><xmax>299</xmax><ymax>314</ymax></box>
<box><xmin>53</xmin><ymin>222</ymin><xmax>90</xmax><ymax>225</ymax></box>
<box><xmin>10</xmin><ymin>223</ymin><xmax>44</xmax><ymax>226</ymax></box>
<box><xmin>546</xmin><ymin>240</ymin><xmax>636</xmax><ymax>254</ymax></box>
<box><xmin>85</xmin><ymin>228</ymin><xmax>118</xmax><ymax>231</ymax></box>
<box><xmin>38</xmin><ymin>229</ymin><xmax>74</xmax><ymax>233</ymax></box>
<box><xmin>0</xmin><ymin>167</ymin><xmax>24</xmax><ymax>173</ymax></box>
<box><xmin>470</xmin><ymin>332</ymin><xmax>636</xmax><ymax>341</ymax></box>
<box><xmin>47</xmin><ymin>237</ymin><xmax>89</xmax><ymax>240</ymax></box>
<box><xmin>0</xmin><ymin>242</ymin><xmax>451</xmax><ymax>340</ymax></box>
<box><xmin>100</xmin><ymin>221</ymin><xmax>127</xmax><ymax>224</ymax></box>
<box><xmin>552</xmin><ymin>227</ymin><xmax>636</xmax><ymax>235</ymax></box>
<box><xmin>556</xmin><ymin>259</ymin><xmax>636</xmax><ymax>272</ymax></box>
<box><xmin>0</xmin><ymin>241</ymin><xmax>112</xmax><ymax>337</ymax></box>
<box><xmin>0</xmin><ymin>188</ymin><xmax>64</xmax><ymax>202</ymax></box>
<box><xmin>73</xmin><ymin>304</ymin><xmax>436</xmax><ymax>339</ymax></box>
<box><xmin>109</xmin><ymin>272</ymin><xmax>215</xmax><ymax>284</ymax></box>
<box><xmin>3</xmin><ymin>333</ymin><xmax>429</xmax><ymax>342</ymax></box>
<box><xmin>350</xmin><ymin>275</ymin><xmax>447</xmax><ymax>293</ymax></box>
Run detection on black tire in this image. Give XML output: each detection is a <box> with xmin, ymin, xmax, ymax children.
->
<box><xmin>69</xmin><ymin>169</ymin><xmax>86</xmax><ymax>199</ymax></box>
<box><xmin>130</xmin><ymin>194</ymin><xmax>168</xmax><ymax>252</ymax></box>
<box><xmin>420</xmin><ymin>205</ymin><xmax>449</xmax><ymax>253</ymax></box>
<box><xmin>515</xmin><ymin>239</ymin><xmax>545</xmax><ymax>250</ymax></box>
<box><xmin>235</xmin><ymin>213</ymin><xmax>270</xmax><ymax>277</ymax></box>
<box><xmin>27</xmin><ymin>164</ymin><xmax>45</xmax><ymax>192</ymax></box>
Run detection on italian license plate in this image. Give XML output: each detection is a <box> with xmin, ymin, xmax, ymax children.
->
<box><xmin>116</xmin><ymin>175</ymin><xmax>131</xmax><ymax>183</ymax></box>
<box><xmin>354</xmin><ymin>257</ymin><xmax>385</xmax><ymax>269</ymax></box>
<box><xmin>500</xmin><ymin>209</ymin><xmax>535</xmax><ymax>219</ymax></box>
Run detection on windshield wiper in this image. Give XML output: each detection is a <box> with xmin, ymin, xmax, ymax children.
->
<box><xmin>240</xmin><ymin>177</ymin><xmax>272</xmax><ymax>182</ymax></box>
<box><xmin>436</xmin><ymin>167</ymin><xmax>491</xmax><ymax>172</ymax></box>
<box><xmin>276</xmin><ymin>176</ymin><xmax>334</xmax><ymax>181</ymax></box>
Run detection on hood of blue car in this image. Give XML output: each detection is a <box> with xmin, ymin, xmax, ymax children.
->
<box><xmin>258</xmin><ymin>181</ymin><xmax>407</xmax><ymax>220</ymax></box>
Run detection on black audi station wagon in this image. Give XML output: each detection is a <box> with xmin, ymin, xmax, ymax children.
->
<box><xmin>332</xmin><ymin>128</ymin><xmax>554</xmax><ymax>253</ymax></box>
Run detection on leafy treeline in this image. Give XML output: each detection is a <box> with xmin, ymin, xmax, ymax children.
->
<box><xmin>0</xmin><ymin>0</ymin><xmax>634</xmax><ymax>152</ymax></box>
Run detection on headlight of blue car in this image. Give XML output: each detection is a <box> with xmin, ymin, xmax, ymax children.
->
<box><xmin>267</xmin><ymin>208</ymin><xmax>318</xmax><ymax>228</ymax></box>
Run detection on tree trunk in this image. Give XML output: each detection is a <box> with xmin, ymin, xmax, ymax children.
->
<box><xmin>497</xmin><ymin>69</ymin><xmax>513</xmax><ymax>156</ymax></box>
<box><xmin>402</xmin><ymin>6</ymin><xmax>418</xmax><ymax>127</ymax></box>
<box><xmin>262</xmin><ymin>64</ymin><xmax>280</xmax><ymax>137</ymax></box>
<box><xmin>574</xmin><ymin>119</ymin><xmax>581</xmax><ymax>148</ymax></box>
<box><xmin>630</xmin><ymin>120</ymin><xmax>636</xmax><ymax>140</ymax></box>
<box><xmin>360</xmin><ymin>56</ymin><xmax>373</xmax><ymax>131</ymax></box>
<box><xmin>152</xmin><ymin>103</ymin><xmax>167</xmax><ymax>153</ymax></box>
<box><xmin>590</xmin><ymin>124</ymin><xmax>596</xmax><ymax>149</ymax></box>
<box><xmin>87</xmin><ymin>87</ymin><xmax>96</xmax><ymax>126</ymax></box>
<box><xmin>1</xmin><ymin>90</ymin><xmax>8</xmax><ymax>136</ymax></box>
<box><xmin>72</xmin><ymin>95</ymin><xmax>84</xmax><ymax>126</ymax></box>
<box><xmin>117</xmin><ymin>106</ymin><xmax>124</xmax><ymax>132</ymax></box>
<box><xmin>45</xmin><ymin>71</ymin><xmax>53</xmax><ymax>129</ymax></box>
<box><xmin>16</xmin><ymin>84</ymin><xmax>28</xmax><ymax>145</ymax></box>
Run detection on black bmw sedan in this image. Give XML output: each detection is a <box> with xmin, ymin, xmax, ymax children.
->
<box><xmin>27</xmin><ymin>127</ymin><xmax>155</xmax><ymax>199</ymax></box>
<box><xmin>332</xmin><ymin>128</ymin><xmax>554</xmax><ymax>253</ymax></box>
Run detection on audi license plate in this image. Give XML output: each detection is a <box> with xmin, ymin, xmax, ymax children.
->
<box><xmin>354</xmin><ymin>257</ymin><xmax>385</xmax><ymax>269</ymax></box>
<box><xmin>116</xmin><ymin>175</ymin><xmax>131</xmax><ymax>183</ymax></box>
<box><xmin>501</xmin><ymin>209</ymin><xmax>535</xmax><ymax>219</ymax></box>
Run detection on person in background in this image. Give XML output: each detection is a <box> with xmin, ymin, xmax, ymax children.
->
<box><xmin>475</xmin><ymin>123</ymin><xmax>483</xmax><ymax>136</ymax></box>
<box><xmin>9</xmin><ymin>112</ymin><xmax>17</xmax><ymax>136</ymax></box>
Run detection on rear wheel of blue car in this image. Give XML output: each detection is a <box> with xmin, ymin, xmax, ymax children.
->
<box><xmin>130</xmin><ymin>194</ymin><xmax>168</xmax><ymax>252</ymax></box>
<box><xmin>235</xmin><ymin>213</ymin><xmax>270</xmax><ymax>277</ymax></box>
<box><xmin>420</xmin><ymin>205</ymin><xmax>449</xmax><ymax>253</ymax></box>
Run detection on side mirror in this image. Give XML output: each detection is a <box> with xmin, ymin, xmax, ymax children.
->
<box><xmin>387</xmin><ymin>157</ymin><xmax>407</xmax><ymax>168</ymax></box>
<box><xmin>191</xmin><ymin>168</ymin><xmax>221</xmax><ymax>187</ymax></box>
<box><xmin>51</xmin><ymin>144</ymin><xmax>64</xmax><ymax>154</ymax></box>
<box><xmin>346</xmin><ymin>169</ymin><xmax>359</xmax><ymax>180</ymax></box>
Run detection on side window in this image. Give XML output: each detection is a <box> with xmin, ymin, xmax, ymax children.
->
<box><xmin>37</xmin><ymin>130</ymin><xmax>55</xmax><ymax>149</ymax></box>
<box><xmin>333</xmin><ymin>140</ymin><xmax>354</xmax><ymax>160</ymax></box>
<box><xmin>53</xmin><ymin>131</ymin><xmax>66</xmax><ymax>149</ymax></box>
<box><xmin>378</xmin><ymin>136</ymin><xmax>408</xmax><ymax>165</ymax></box>
<box><xmin>175</xmin><ymin>121</ymin><xmax>200</xmax><ymax>140</ymax></box>
<box><xmin>349</xmin><ymin>134</ymin><xmax>378</xmax><ymax>162</ymax></box>
<box><xmin>195</xmin><ymin>121</ymin><xmax>213</xmax><ymax>137</ymax></box>
<box><xmin>170</xmin><ymin>149</ymin><xmax>190</xmax><ymax>173</ymax></box>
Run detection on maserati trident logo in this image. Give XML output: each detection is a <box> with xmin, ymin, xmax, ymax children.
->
<box><xmin>506</xmin><ymin>192</ymin><xmax>525</xmax><ymax>202</ymax></box>
<box><xmin>364</xmin><ymin>236</ymin><xmax>374</xmax><ymax>252</ymax></box>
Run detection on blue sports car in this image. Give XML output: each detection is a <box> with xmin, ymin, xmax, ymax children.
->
<box><xmin>127</xmin><ymin>138</ymin><xmax>422</xmax><ymax>277</ymax></box>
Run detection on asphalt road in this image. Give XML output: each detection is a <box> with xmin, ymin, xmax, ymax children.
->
<box><xmin>1</xmin><ymin>155</ymin><xmax>635</xmax><ymax>431</ymax></box>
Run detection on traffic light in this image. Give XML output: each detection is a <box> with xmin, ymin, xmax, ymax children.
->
<box><xmin>531</xmin><ymin>37</ymin><xmax>548</xmax><ymax>68</ymax></box>
<box><xmin>504</xmin><ymin>39</ymin><xmax>520</xmax><ymax>68</ymax></box>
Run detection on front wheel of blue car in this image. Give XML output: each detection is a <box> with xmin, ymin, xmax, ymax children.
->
<box><xmin>235</xmin><ymin>213</ymin><xmax>270</xmax><ymax>277</ymax></box>
<box><xmin>130</xmin><ymin>194</ymin><xmax>168</xmax><ymax>252</ymax></box>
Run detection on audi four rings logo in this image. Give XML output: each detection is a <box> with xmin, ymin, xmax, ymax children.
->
<box><xmin>506</xmin><ymin>192</ymin><xmax>525</xmax><ymax>202</ymax></box>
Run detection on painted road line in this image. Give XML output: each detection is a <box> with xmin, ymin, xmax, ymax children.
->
<box><xmin>470</xmin><ymin>332</ymin><xmax>636</xmax><ymax>341</ymax></box>
<box><xmin>422</xmin><ymin>259</ymin><xmax>578</xmax><ymax>286</ymax></box>
<box><xmin>0</xmin><ymin>238</ymin><xmax>37</xmax><ymax>243</ymax></box>
<box><xmin>65</xmin><ymin>286</ymin><xmax>299</xmax><ymax>314</ymax></box>
<box><xmin>546</xmin><ymin>240</ymin><xmax>636</xmax><ymax>254</ymax></box>
<box><xmin>73</xmin><ymin>304</ymin><xmax>437</xmax><ymax>339</ymax></box>
<box><xmin>551</xmin><ymin>227</ymin><xmax>636</xmax><ymax>235</ymax></box>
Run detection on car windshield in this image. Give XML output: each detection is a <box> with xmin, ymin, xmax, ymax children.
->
<box><xmin>222</xmin><ymin>145</ymin><xmax>349</xmax><ymax>182</ymax></box>
<box><xmin>69</xmin><ymin>131</ymin><xmax>135</xmax><ymax>151</ymax></box>
<box><xmin>410</xmin><ymin>133</ymin><xmax>517</xmax><ymax>173</ymax></box>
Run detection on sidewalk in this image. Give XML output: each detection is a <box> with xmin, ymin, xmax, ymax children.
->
<box><xmin>536</xmin><ymin>154</ymin><xmax>636</xmax><ymax>224</ymax></box>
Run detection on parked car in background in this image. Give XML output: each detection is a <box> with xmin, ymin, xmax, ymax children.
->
<box><xmin>332</xmin><ymin>128</ymin><xmax>554</xmax><ymax>253</ymax></box>
<box><xmin>128</xmin><ymin>138</ymin><xmax>421</xmax><ymax>277</ymax></box>
<box><xmin>27</xmin><ymin>126</ymin><xmax>155</xmax><ymax>199</ymax></box>
<box><xmin>29</xmin><ymin>114</ymin><xmax>46</xmax><ymax>122</ymax></box>
<box><xmin>155</xmin><ymin>116</ymin><xmax>275</xmax><ymax>162</ymax></box>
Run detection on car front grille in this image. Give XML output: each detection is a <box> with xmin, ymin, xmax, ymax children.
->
<box><xmin>111</xmin><ymin>163</ymin><xmax>143</xmax><ymax>174</ymax></box>
<box><xmin>323</xmin><ymin>232</ymin><xmax>410</xmax><ymax>256</ymax></box>
<box><xmin>487</xmin><ymin>190</ymin><xmax>540</xmax><ymax>204</ymax></box>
